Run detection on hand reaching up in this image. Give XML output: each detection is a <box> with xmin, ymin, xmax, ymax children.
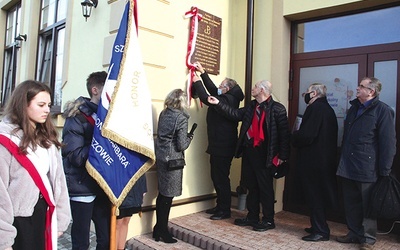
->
<box><xmin>194</xmin><ymin>61</ymin><xmax>205</xmax><ymax>74</ymax></box>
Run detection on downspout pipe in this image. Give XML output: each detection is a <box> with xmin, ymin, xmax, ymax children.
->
<box><xmin>244</xmin><ymin>0</ymin><xmax>254</xmax><ymax>105</ymax></box>
<box><xmin>237</xmin><ymin>0</ymin><xmax>255</xmax><ymax>197</ymax></box>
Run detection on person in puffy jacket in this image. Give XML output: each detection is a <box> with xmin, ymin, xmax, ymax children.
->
<box><xmin>207</xmin><ymin>80</ymin><xmax>290</xmax><ymax>232</ymax></box>
<box><xmin>336</xmin><ymin>77</ymin><xmax>396</xmax><ymax>250</ymax></box>
<box><xmin>62</xmin><ymin>71</ymin><xmax>111</xmax><ymax>250</ymax></box>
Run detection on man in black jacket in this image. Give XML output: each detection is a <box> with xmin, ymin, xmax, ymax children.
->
<box><xmin>336</xmin><ymin>77</ymin><xmax>396</xmax><ymax>250</ymax></box>
<box><xmin>192</xmin><ymin>62</ymin><xmax>244</xmax><ymax>220</ymax></box>
<box><xmin>207</xmin><ymin>80</ymin><xmax>290</xmax><ymax>231</ymax></box>
<box><xmin>62</xmin><ymin>71</ymin><xmax>111</xmax><ymax>250</ymax></box>
<box><xmin>292</xmin><ymin>83</ymin><xmax>338</xmax><ymax>242</ymax></box>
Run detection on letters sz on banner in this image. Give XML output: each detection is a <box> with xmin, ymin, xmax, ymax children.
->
<box><xmin>86</xmin><ymin>0</ymin><xmax>155</xmax><ymax>207</ymax></box>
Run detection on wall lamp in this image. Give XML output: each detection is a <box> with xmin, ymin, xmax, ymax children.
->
<box><xmin>14</xmin><ymin>34</ymin><xmax>27</xmax><ymax>48</ymax></box>
<box><xmin>81</xmin><ymin>0</ymin><xmax>98</xmax><ymax>21</ymax></box>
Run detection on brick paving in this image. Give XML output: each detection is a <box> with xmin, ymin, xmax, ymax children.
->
<box><xmin>58</xmin><ymin>223</ymin><xmax>97</xmax><ymax>250</ymax></box>
<box><xmin>130</xmin><ymin>209</ymin><xmax>400</xmax><ymax>250</ymax></box>
<box><xmin>59</xmin><ymin>209</ymin><xmax>400</xmax><ymax>249</ymax></box>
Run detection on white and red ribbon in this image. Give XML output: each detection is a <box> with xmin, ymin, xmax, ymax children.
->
<box><xmin>0</xmin><ymin>134</ymin><xmax>57</xmax><ymax>250</ymax></box>
<box><xmin>184</xmin><ymin>7</ymin><xmax>202</xmax><ymax>106</ymax></box>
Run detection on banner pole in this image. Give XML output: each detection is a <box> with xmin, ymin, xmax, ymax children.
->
<box><xmin>110</xmin><ymin>205</ymin><xmax>117</xmax><ymax>250</ymax></box>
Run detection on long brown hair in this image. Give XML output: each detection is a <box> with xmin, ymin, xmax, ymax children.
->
<box><xmin>4</xmin><ymin>80</ymin><xmax>62</xmax><ymax>154</ymax></box>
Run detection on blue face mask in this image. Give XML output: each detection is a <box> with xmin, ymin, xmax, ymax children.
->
<box><xmin>217</xmin><ymin>89</ymin><xmax>223</xmax><ymax>95</ymax></box>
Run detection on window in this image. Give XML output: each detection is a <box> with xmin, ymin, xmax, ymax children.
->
<box><xmin>36</xmin><ymin>0</ymin><xmax>67</xmax><ymax>112</ymax></box>
<box><xmin>294</xmin><ymin>6</ymin><xmax>400</xmax><ymax>53</ymax></box>
<box><xmin>2</xmin><ymin>4</ymin><xmax>21</xmax><ymax>107</ymax></box>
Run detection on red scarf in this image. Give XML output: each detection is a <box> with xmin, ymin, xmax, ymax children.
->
<box><xmin>247</xmin><ymin>104</ymin><xmax>266</xmax><ymax>147</ymax></box>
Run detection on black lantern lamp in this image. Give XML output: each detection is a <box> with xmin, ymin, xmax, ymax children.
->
<box><xmin>14</xmin><ymin>34</ymin><xmax>27</xmax><ymax>48</ymax></box>
<box><xmin>81</xmin><ymin>0</ymin><xmax>98</xmax><ymax>21</ymax></box>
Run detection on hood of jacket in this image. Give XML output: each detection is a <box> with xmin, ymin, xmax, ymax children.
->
<box><xmin>62</xmin><ymin>96</ymin><xmax>97</xmax><ymax>119</ymax></box>
<box><xmin>226</xmin><ymin>84</ymin><xmax>244</xmax><ymax>102</ymax></box>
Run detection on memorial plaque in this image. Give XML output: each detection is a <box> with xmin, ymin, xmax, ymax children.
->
<box><xmin>191</xmin><ymin>9</ymin><xmax>222</xmax><ymax>75</ymax></box>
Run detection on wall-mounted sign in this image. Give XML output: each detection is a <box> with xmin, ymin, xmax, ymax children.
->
<box><xmin>191</xmin><ymin>9</ymin><xmax>222</xmax><ymax>75</ymax></box>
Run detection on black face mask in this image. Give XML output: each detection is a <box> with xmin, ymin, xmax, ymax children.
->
<box><xmin>304</xmin><ymin>92</ymin><xmax>312</xmax><ymax>104</ymax></box>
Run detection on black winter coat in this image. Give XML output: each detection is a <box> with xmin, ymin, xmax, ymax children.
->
<box><xmin>62</xmin><ymin>97</ymin><xmax>102</xmax><ymax>196</ymax></box>
<box><xmin>292</xmin><ymin>97</ymin><xmax>338</xmax><ymax>208</ymax></box>
<box><xmin>215</xmin><ymin>97</ymin><xmax>290</xmax><ymax>168</ymax></box>
<box><xmin>192</xmin><ymin>72</ymin><xmax>244</xmax><ymax>157</ymax></box>
<box><xmin>337</xmin><ymin>97</ymin><xmax>396</xmax><ymax>182</ymax></box>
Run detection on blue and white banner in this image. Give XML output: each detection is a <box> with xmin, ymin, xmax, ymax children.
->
<box><xmin>86</xmin><ymin>0</ymin><xmax>155</xmax><ymax>207</ymax></box>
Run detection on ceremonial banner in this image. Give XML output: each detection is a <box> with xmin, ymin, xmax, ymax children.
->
<box><xmin>86</xmin><ymin>0</ymin><xmax>155</xmax><ymax>207</ymax></box>
<box><xmin>184</xmin><ymin>7</ymin><xmax>202</xmax><ymax>106</ymax></box>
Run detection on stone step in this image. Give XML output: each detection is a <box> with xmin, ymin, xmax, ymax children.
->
<box><xmin>126</xmin><ymin>222</ymin><xmax>240</xmax><ymax>250</ymax></box>
<box><xmin>126</xmin><ymin>209</ymin><xmax>400</xmax><ymax>250</ymax></box>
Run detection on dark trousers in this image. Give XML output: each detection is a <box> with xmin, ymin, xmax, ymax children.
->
<box><xmin>310</xmin><ymin>207</ymin><xmax>330</xmax><ymax>237</ymax></box>
<box><xmin>70</xmin><ymin>194</ymin><xmax>111</xmax><ymax>250</ymax></box>
<box><xmin>341</xmin><ymin>177</ymin><xmax>377</xmax><ymax>244</ymax></box>
<box><xmin>210</xmin><ymin>154</ymin><xmax>233</xmax><ymax>213</ymax></box>
<box><xmin>13</xmin><ymin>196</ymin><xmax>47</xmax><ymax>250</ymax></box>
<box><xmin>242</xmin><ymin>146</ymin><xmax>275</xmax><ymax>223</ymax></box>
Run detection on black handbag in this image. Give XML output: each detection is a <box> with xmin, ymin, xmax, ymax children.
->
<box><xmin>367</xmin><ymin>174</ymin><xmax>400</xmax><ymax>219</ymax></box>
<box><xmin>167</xmin><ymin>117</ymin><xmax>186</xmax><ymax>171</ymax></box>
<box><xmin>167</xmin><ymin>158</ymin><xmax>186</xmax><ymax>171</ymax></box>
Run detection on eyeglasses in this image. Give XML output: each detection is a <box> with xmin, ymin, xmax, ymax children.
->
<box><xmin>358</xmin><ymin>84</ymin><xmax>373</xmax><ymax>91</ymax></box>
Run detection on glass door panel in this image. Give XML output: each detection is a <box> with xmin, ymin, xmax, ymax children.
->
<box><xmin>374</xmin><ymin>60</ymin><xmax>397</xmax><ymax>113</ymax></box>
<box><xmin>298</xmin><ymin>64</ymin><xmax>358</xmax><ymax>146</ymax></box>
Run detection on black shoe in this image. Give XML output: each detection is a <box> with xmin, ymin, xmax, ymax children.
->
<box><xmin>210</xmin><ymin>211</ymin><xmax>231</xmax><ymax>220</ymax></box>
<box><xmin>252</xmin><ymin>221</ymin><xmax>275</xmax><ymax>232</ymax></box>
<box><xmin>304</xmin><ymin>227</ymin><xmax>313</xmax><ymax>234</ymax></box>
<box><xmin>302</xmin><ymin>234</ymin><xmax>329</xmax><ymax>242</ymax></box>
<box><xmin>152</xmin><ymin>225</ymin><xmax>177</xmax><ymax>244</ymax></box>
<box><xmin>152</xmin><ymin>230</ymin><xmax>177</xmax><ymax>244</ymax></box>
<box><xmin>234</xmin><ymin>217</ymin><xmax>258</xmax><ymax>226</ymax></box>
<box><xmin>336</xmin><ymin>235</ymin><xmax>359</xmax><ymax>244</ymax></box>
<box><xmin>205</xmin><ymin>206</ymin><xmax>219</xmax><ymax>214</ymax></box>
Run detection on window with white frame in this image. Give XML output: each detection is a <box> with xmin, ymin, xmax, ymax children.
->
<box><xmin>2</xmin><ymin>4</ymin><xmax>21</xmax><ymax>108</ymax></box>
<box><xmin>36</xmin><ymin>0</ymin><xmax>67</xmax><ymax>112</ymax></box>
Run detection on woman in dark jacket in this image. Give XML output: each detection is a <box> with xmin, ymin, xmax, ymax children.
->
<box><xmin>292</xmin><ymin>83</ymin><xmax>338</xmax><ymax>242</ymax></box>
<box><xmin>153</xmin><ymin>89</ymin><xmax>193</xmax><ymax>243</ymax></box>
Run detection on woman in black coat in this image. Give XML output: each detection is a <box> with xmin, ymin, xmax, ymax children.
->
<box><xmin>292</xmin><ymin>83</ymin><xmax>338</xmax><ymax>242</ymax></box>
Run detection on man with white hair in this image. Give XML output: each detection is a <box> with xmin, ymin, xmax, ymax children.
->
<box><xmin>292</xmin><ymin>83</ymin><xmax>338</xmax><ymax>242</ymax></box>
<box><xmin>208</xmin><ymin>80</ymin><xmax>290</xmax><ymax>231</ymax></box>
